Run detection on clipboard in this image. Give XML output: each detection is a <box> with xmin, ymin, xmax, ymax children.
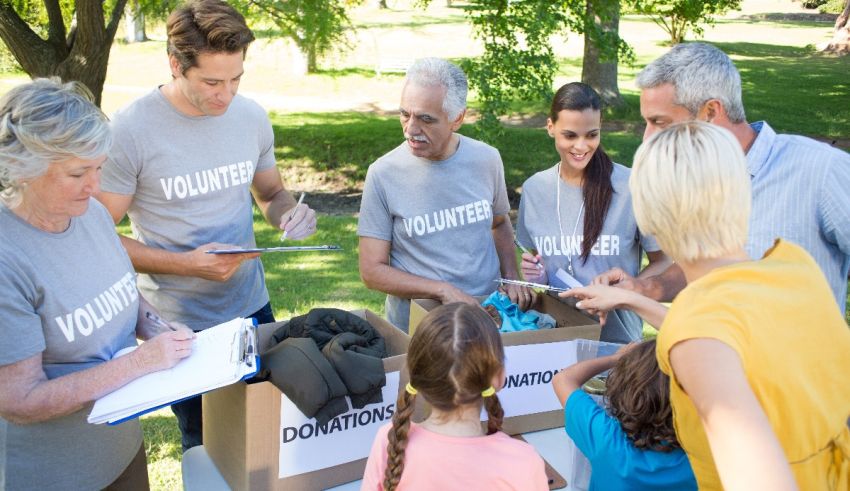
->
<box><xmin>88</xmin><ymin>317</ymin><xmax>260</xmax><ymax>425</ymax></box>
<box><xmin>205</xmin><ymin>245</ymin><xmax>341</xmax><ymax>254</ymax></box>
<box><xmin>495</xmin><ymin>278</ymin><xmax>569</xmax><ymax>293</ymax></box>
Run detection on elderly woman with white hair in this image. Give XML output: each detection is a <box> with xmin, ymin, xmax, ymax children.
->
<box><xmin>0</xmin><ymin>79</ymin><xmax>195</xmax><ymax>490</ymax></box>
<box><xmin>563</xmin><ymin>122</ymin><xmax>850</xmax><ymax>490</ymax></box>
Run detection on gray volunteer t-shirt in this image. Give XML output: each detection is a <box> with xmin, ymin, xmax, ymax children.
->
<box><xmin>358</xmin><ymin>135</ymin><xmax>510</xmax><ymax>330</ymax></box>
<box><xmin>0</xmin><ymin>200</ymin><xmax>142</xmax><ymax>490</ymax></box>
<box><xmin>517</xmin><ymin>163</ymin><xmax>659</xmax><ymax>343</ymax></box>
<box><xmin>101</xmin><ymin>89</ymin><xmax>276</xmax><ymax>330</ymax></box>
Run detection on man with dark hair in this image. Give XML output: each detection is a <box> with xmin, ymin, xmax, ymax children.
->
<box><xmin>97</xmin><ymin>0</ymin><xmax>317</xmax><ymax>451</ymax></box>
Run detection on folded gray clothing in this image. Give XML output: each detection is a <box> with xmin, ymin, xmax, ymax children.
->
<box><xmin>260</xmin><ymin>337</ymin><xmax>348</xmax><ymax>425</ymax></box>
<box><xmin>322</xmin><ymin>332</ymin><xmax>386</xmax><ymax>408</ymax></box>
<box><xmin>273</xmin><ymin>308</ymin><xmax>387</xmax><ymax>355</ymax></box>
<box><xmin>264</xmin><ymin>308</ymin><xmax>389</xmax><ymax>424</ymax></box>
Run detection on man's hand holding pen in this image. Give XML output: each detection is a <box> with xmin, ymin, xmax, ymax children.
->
<box><xmin>279</xmin><ymin>193</ymin><xmax>317</xmax><ymax>241</ymax></box>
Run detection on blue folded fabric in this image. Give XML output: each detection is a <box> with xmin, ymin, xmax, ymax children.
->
<box><xmin>481</xmin><ymin>291</ymin><xmax>556</xmax><ymax>332</ymax></box>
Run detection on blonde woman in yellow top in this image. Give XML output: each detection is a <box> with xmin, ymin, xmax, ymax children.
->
<box><xmin>564</xmin><ymin>121</ymin><xmax>850</xmax><ymax>490</ymax></box>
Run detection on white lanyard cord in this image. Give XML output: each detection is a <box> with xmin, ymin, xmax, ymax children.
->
<box><xmin>556</xmin><ymin>163</ymin><xmax>584</xmax><ymax>275</ymax></box>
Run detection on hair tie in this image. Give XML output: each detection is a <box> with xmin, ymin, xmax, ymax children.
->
<box><xmin>405</xmin><ymin>382</ymin><xmax>418</xmax><ymax>395</ymax></box>
<box><xmin>481</xmin><ymin>386</ymin><xmax>496</xmax><ymax>397</ymax></box>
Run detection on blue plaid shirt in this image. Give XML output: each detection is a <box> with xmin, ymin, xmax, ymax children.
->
<box><xmin>746</xmin><ymin>121</ymin><xmax>850</xmax><ymax>313</ymax></box>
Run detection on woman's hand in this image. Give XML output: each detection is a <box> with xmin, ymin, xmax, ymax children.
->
<box><xmin>131</xmin><ymin>328</ymin><xmax>195</xmax><ymax>373</ymax></box>
<box><xmin>560</xmin><ymin>284</ymin><xmax>631</xmax><ymax>325</ymax></box>
<box><xmin>521</xmin><ymin>252</ymin><xmax>547</xmax><ymax>284</ymax></box>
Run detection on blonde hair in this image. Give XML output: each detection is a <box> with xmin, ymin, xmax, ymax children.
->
<box><xmin>0</xmin><ymin>78</ymin><xmax>110</xmax><ymax>207</ymax></box>
<box><xmin>629</xmin><ymin>121</ymin><xmax>750</xmax><ymax>263</ymax></box>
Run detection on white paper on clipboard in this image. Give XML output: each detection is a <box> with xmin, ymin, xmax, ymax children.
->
<box><xmin>555</xmin><ymin>268</ymin><xmax>584</xmax><ymax>289</ymax></box>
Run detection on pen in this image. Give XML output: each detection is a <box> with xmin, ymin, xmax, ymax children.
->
<box><xmin>514</xmin><ymin>238</ymin><xmax>543</xmax><ymax>270</ymax></box>
<box><xmin>279</xmin><ymin>192</ymin><xmax>306</xmax><ymax>241</ymax></box>
<box><xmin>145</xmin><ymin>311</ymin><xmax>177</xmax><ymax>332</ymax></box>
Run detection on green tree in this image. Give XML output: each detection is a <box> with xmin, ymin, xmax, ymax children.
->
<box><xmin>0</xmin><ymin>0</ymin><xmax>127</xmax><ymax>106</ymax></box>
<box><xmin>442</xmin><ymin>0</ymin><xmax>631</xmax><ymax>140</ymax></box>
<box><xmin>460</xmin><ymin>0</ymin><xmax>567</xmax><ymax>136</ymax></box>
<box><xmin>241</xmin><ymin>0</ymin><xmax>361</xmax><ymax>73</ymax></box>
<box><xmin>632</xmin><ymin>0</ymin><xmax>741</xmax><ymax>45</ymax></box>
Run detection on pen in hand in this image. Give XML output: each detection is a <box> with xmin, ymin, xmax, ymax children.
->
<box><xmin>514</xmin><ymin>238</ymin><xmax>543</xmax><ymax>270</ymax></box>
<box><xmin>145</xmin><ymin>311</ymin><xmax>177</xmax><ymax>332</ymax></box>
<box><xmin>279</xmin><ymin>192</ymin><xmax>306</xmax><ymax>241</ymax></box>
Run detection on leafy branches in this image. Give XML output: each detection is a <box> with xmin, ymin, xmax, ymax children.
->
<box><xmin>460</xmin><ymin>1</ymin><xmax>561</xmax><ymax>136</ymax></box>
<box><xmin>632</xmin><ymin>0</ymin><xmax>742</xmax><ymax>44</ymax></box>
<box><xmin>454</xmin><ymin>0</ymin><xmax>631</xmax><ymax>141</ymax></box>
<box><xmin>239</xmin><ymin>0</ymin><xmax>362</xmax><ymax>73</ymax></box>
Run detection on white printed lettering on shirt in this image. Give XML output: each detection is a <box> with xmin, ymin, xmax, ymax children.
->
<box><xmin>402</xmin><ymin>199</ymin><xmax>493</xmax><ymax>238</ymax></box>
<box><xmin>533</xmin><ymin>235</ymin><xmax>621</xmax><ymax>257</ymax></box>
<box><xmin>159</xmin><ymin>160</ymin><xmax>255</xmax><ymax>201</ymax></box>
<box><xmin>54</xmin><ymin>271</ymin><xmax>137</xmax><ymax>343</ymax></box>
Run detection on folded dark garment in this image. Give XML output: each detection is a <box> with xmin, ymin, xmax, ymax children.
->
<box><xmin>323</xmin><ymin>332</ymin><xmax>386</xmax><ymax>409</ymax></box>
<box><xmin>261</xmin><ymin>337</ymin><xmax>348</xmax><ymax>425</ymax></box>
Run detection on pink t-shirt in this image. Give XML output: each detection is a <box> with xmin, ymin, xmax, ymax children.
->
<box><xmin>361</xmin><ymin>422</ymin><xmax>549</xmax><ymax>490</ymax></box>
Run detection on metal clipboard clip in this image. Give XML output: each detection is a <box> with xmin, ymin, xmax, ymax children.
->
<box><xmin>241</xmin><ymin>322</ymin><xmax>257</xmax><ymax>368</ymax></box>
<box><xmin>231</xmin><ymin>321</ymin><xmax>258</xmax><ymax>369</ymax></box>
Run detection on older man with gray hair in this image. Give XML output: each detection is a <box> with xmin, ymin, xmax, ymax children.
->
<box><xmin>592</xmin><ymin>42</ymin><xmax>850</xmax><ymax>316</ymax></box>
<box><xmin>358</xmin><ymin>57</ymin><xmax>529</xmax><ymax>331</ymax></box>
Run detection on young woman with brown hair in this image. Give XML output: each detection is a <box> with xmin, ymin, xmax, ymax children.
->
<box><xmin>361</xmin><ymin>303</ymin><xmax>548</xmax><ymax>490</ymax></box>
<box><xmin>551</xmin><ymin>339</ymin><xmax>696</xmax><ymax>490</ymax></box>
<box><xmin>516</xmin><ymin>82</ymin><xmax>668</xmax><ymax>343</ymax></box>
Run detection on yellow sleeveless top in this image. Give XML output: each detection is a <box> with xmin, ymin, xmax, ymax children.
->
<box><xmin>657</xmin><ymin>240</ymin><xmax>850</xmax><ymax>490</ymax></box>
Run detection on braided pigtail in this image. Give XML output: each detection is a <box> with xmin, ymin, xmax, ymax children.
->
<box><xmin>484</xmin><ymin>394</ymin><xmax>504</xmax><ymax>435</ymax></box>
<box><xmin>383</xmin><ymin>390</ymin><xmax>415</xmax><ymax>491</ymax></box>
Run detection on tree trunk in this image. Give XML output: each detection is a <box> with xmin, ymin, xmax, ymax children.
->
<box><xmin>0</xmin><ymin>0</ymin><xmax>128</xmax><ymax>106</ymax></box>
<box><xmin>820</xmin><ymin>0</ymin><xmax>849</xmax><ymax>54</ymax></box>
<box><xmin>306</xmin><ymin>45</ymin><xmax>318</xmax><ymax>73</ymax></box>
<box><xmin>125</xmin><ymin>0</ymin><xmax>147</xmax><ymax>43</ymax></box>
<box><xmin>581</xmin><ymin>0</ymin><xmax>624</xmax><ymax>108</ymax></box>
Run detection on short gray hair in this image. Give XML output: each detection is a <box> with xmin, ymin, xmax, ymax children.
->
<box><xmin>636</xmin><ymin>43</ymin><xmax>746</xmax><ymax>123</ymax></box>
<box><xmin>0</xmin><ymin>78</ymin><xmax>111</xmax><ymax>207</ymax></box>
<box><xmin>405</xmin><ymin>58</ymin><xmax>468</xmax><ymax>120</ymax></box>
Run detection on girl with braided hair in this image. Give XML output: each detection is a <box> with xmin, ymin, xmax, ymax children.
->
<box><xmin>361</xmin><ymin>303</ymin><xmax>548</xmax><ymax>490</ymax></box>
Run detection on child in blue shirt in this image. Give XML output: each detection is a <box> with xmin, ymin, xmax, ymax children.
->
<box><xmin>552</xmin><ymin>339</ymin><xmax>696</xmax><ymax>490</ymax></box>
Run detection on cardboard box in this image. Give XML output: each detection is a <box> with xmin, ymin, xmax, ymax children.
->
<box><xmin>409</xmin><ymin>294</ymin><xmax>601</xmax><ymax>434</ymax></box>
<box><xmin>203</xmin><ymin>310</ymin><xmax>410</xmax><ymax>491</ymax></box>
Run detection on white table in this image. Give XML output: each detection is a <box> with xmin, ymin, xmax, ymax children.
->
<box><xmin>183</xmin><ymin>427</ymin><xmax>583</xmax><ymax>490</ymax></box>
